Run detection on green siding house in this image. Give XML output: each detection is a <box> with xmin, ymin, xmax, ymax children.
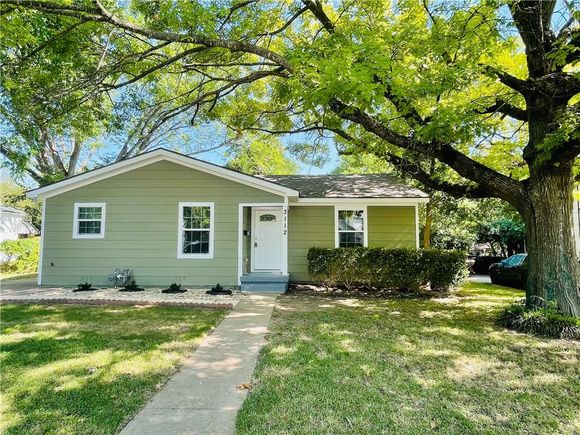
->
<box><xmin>27</xmin><ymin>149</ymin><xmax>428</xmax><ymax>290</ymax></box>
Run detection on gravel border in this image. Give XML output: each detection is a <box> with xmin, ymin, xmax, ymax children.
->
<box><xmin>0</xmin><ymin>287</ymin><xmax>241</xmax><ymax>309</ymax></box>
<box><xmin>0</xmin><ymin>298</ymin><xmax>233</xmax><ymax>309</ymax></box>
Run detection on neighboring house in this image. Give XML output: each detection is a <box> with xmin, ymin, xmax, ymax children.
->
<box><xmin>27</xmin><ymin>149</ymin><xmax>428</xmax><ymax>290</ymax></box>
<box><xmin>0</xmin><ymin>206</ymin><xmax>38</xmax><ymax>243</ymax></box>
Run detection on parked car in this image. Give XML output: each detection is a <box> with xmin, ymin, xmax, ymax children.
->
<box><xmin>489</xmin><ymin>253</ymin><xmax>527</xmax><ymax>288</ymax></box>
<box><xmin>472</xmin><ymin>255</ymin><xmax>506</xmax><ymax>274</ymax></box>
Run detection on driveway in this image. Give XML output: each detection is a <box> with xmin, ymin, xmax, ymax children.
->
<box><xmin>468</xmin><ymin>274</ymin><xmax>491</xmax><ymax>284</ymax></box>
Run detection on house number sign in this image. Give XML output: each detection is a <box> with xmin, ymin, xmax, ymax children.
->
<box><xmin>283</xmin><ymin>208</ymin><xmax>288</xmax><ymax>236</ymax></box>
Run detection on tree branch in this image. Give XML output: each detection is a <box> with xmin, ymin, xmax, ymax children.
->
<box><xmin>383</xmin><ymin>153</ymin><xmax>493</xmax><ymax>199</ymax></box>
<box><xmin>301</xmin><ymin>0</ymin><xmax>335</xmax><ymax>33</ymax></box>
<box><xmin>102</xmin><ymin>46</ymin><xmax>209</xmax><ymax>91</ymax></box>
<box><xmin>0</xmin><ymin>0</ymin><xmax>292</xmax><ymax>70</ymax></box>
<box><xmin>0</xmin><ymin>144</ymin><xmax>44</xmax><ymax>183</ymax></box>
<box><xmin>333</xmin><ymin>127</ymin><xmax>493</xmax><ymax>198</ymax></box>
<box><xmin>257</xmin><ymin>6</ymin><xmax>308</xmax><ymax>37</ymax></box>
<box><xmin>479</xmin><ymin>98</ymin><xmax>528</xmax><ymax>121</ymax></box>
<box><xmin>329</xmin><ymin>97</ymin><xmax>526</xmax><ymax>204</ymax></box>
<box><xmin>480</xmin><ymin>64</ymin><xmax>528</xmax><ymax>93</ymax></box>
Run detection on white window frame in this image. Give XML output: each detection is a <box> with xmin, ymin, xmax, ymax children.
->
<box><xmin>335</xmin><ymin>205</ymin><xmax>368</xmax><ymax>248</ymax></box>
<box><xmin>73</xmin><ymin>202</ymin><xmax>106</xmax><ymax>239</ymax></box>
<box><xmin>177</xmin><ymin>202</ymin><xmax>215</xmax><ymax>259</ymax></box>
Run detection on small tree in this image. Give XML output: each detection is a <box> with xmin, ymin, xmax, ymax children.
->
<box><xmin>477</xmin><ymin>218</ymin><xmax>526</xmax><ymax>257</ymax></box>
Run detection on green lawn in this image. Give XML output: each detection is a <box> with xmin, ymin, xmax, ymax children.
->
<box><xmin>237</xmin><ymin>283</ymin><xmax>580</xmax><ymax>434</ymax></box>
<box><xmin>0</xmin><ymin>304</ymin><xmax>225</xmax><ymax>434</ymax></box>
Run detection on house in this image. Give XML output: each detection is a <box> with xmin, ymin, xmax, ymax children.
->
<box><xmin>27</xmin><ymin>149</ymin><xmax>428</xmax><ymax>290</ymax></box>
<box><xmin>0</xmin><ymin>206</ymin><xmax>38</xmax><ymax>243</ymax></box>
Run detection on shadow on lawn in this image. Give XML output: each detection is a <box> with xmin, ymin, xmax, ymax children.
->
<box><xmin>0</xmin><ymin>304</ymin><xmax>224</xmax><ymax>434</ymax></box>
<box><xmin>238</xmin><ymin>284</ymin><xmax>579</xmax><ymax>434</ymax></box>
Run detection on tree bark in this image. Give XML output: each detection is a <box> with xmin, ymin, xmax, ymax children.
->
<box><xmin>522</xmin><ymin>164</ymin><xmax>580</xmax><ymax>316</ymax></box>
<box><xmin>423</xmin><ymin>201</ymin><xmax>432</xmax><ymax>248</ymax></box>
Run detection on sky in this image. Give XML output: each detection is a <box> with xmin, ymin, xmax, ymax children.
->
<box><xmin>0</xmin><ymin>124</ymin><xmax>341</xmax><ymax>189</ymax></box>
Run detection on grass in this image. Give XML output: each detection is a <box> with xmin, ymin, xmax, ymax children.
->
<box><xmin>0</xmin><ymin>304</ymin><xmax>226</xmax><ymax>434</ymax></box>
<box><xmin>237</xmin><ymin>282</ymin><xmax>580</xmax><ymax>434</ymax></box>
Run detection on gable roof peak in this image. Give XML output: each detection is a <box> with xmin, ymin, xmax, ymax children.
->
<box><xmin>27</xmin><ymin>147</ymin><xmax>299</xmax><ymax>199</ymax></box>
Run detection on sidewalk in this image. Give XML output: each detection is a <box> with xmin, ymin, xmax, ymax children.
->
<box><xmin>120</xmin><ymin>293</ymin><xmax>278</xmax><ymax>435</ymax></box>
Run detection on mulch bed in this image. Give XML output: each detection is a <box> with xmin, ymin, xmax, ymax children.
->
<box><xmin>206</xmin><ymin>290</ymin><xmax>233</xmax><ymax>296</ymax></box>
<box><xmin>161</xmin><ymin>289</ymin><xmax>188</xmax><ymax>294</ymax></box>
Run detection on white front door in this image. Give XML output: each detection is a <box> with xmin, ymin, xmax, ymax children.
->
<box><xmin>252</xmin><ymin>208</ymin><xmax>283</xmax><ymax>271</ymax></box>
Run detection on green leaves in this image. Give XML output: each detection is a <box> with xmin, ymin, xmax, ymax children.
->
<box><xmin>225</xmin><ymin>134</ymin><xmax>298</xmax><ymax>175</ymax></box>
<box><xmin>2</xmin><ymin>0</ymin><xmax>577</xmax><ymax>198</ymax></box>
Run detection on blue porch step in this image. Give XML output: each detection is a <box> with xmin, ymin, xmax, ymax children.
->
<box><xmin>240</xmin><ymin>273</ymin><xmax>289</xmax><ymax>293</ymax></box>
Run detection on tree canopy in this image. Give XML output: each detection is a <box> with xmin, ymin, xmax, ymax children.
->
<box><xmin>225</xmin><ymin>134</ymin><xmax>298</xmax><ymax>175</ymax></box>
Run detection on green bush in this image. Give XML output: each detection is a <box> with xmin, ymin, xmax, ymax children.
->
<box><xmin>0</xmin><ymin>237</ymin><xmax>39</xmax><ymax>274</ymax></box>
<box><xmin>497</xmin><ymin>300</ymin><xmax>580</xmax><ymax>340</ymax></box>
<box><xmin>307</xmin><ymin>247</ymin><xmax>467</xmax><ymax>291</ymax></box>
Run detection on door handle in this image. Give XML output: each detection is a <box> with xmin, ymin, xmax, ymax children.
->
<box><xmin>254</xmin><ymin>241</ymin><xmax>258</xmax><ymax>247</ymax></box>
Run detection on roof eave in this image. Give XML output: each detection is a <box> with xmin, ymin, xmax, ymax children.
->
<box><xmin>292</xmin><ymin>197</ymin><xmax>429</xmax><ymax>204</ymax></box>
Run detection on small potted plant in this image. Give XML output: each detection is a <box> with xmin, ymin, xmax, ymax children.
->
<box><xmin>206</xmin><ymin>283</ymin><xmax>232</xmax><ymax>296</ymax></box>
<box><xmin>119</xmin><ymin>279</ymin><xmax>144</xmax><ymax>292</ymax></box>
<box><xmin>74</xmin><ymin>282</ymin><xmax>96</xmax><ymax>292</ymax></box>
<box><xmin>162</xmin><ymin>282</ymin><xmax>187</xmax><ymax>294</ymax></box>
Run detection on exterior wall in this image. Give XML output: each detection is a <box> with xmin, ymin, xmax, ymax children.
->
<box><xmin>42</xmin><ymin>161</ymin><xmax>282</xmax><ymax>287</ymax></box>
<box><xmin>287</xmin><ymin>205</ymin><xmax>417</xmax><ymax>282</ymax></box>
<box><xmin>367</xmin><ymin>206</ymin><xmax>417</xmax><ymax>248</ymax></box>
<box><xmin>287</xmin><ymin>206</ymin><xmax>335</xmax><ymax>282</ymax></box>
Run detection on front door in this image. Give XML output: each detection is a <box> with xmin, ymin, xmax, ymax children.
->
<box><xmin>252</xmin><ymin>208</ymin><xmax>283</xmax><ymax>271</ymax></box>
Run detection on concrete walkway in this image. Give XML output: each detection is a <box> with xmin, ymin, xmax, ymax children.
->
<box><xmin>121</xmin><ymin>293</ymin><xmax>278</xmax><ymax>435</ymax></box>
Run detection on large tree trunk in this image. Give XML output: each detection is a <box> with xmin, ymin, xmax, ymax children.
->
<box><xmin>522</xmin><ymin>165</ymin><xmax>580</xmax><ymax>316</ymax></box>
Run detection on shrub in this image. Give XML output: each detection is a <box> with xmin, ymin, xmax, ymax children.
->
<box><xmin>0</xmin><ymin>237</ymin><xmax>39</xmax><ymax>274</ymax></box>
<box><xmin>422</xmin><ymin>249</ymin><xmax>468</xmax><ymax>291</ymax></box>
<box><xmin>497</xmin><ymin>299</ymin><xmax>580</xmax><ymax>340</ymax></box>
<box><xmin>307</xmin><ymin>247</ymin><xmax>467</xmax><ymax>291</ymax></box>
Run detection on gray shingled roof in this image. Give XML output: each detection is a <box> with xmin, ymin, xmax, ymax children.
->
<box><xmin>260</xmin><ymin>174</ymin><xmax>428</xmax><ymax>199</ymax></box>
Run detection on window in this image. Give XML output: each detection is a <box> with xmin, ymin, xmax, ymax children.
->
<box><xmin>73</xmin><ymin>203</ymin><xmax>106</xmax><ymax>239</ymax></box>
<box><xmin>336</xmin><ymin>207</ymin><xmax>367</xmax><ymax>248</ymax></box>
<box><xmin>260</xmin><ymin>214</ymin><xmax>277</xmax><ymax>222</ymax></box>
<box><xmin>505</xmin><ymin>254</ymin><xmax>527</xmax><ymax>267</ymax></box>
<box><xmin>178</xmin><ymin>202</ymin><xmax>214</xmax><ymax>258</ymax></box>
